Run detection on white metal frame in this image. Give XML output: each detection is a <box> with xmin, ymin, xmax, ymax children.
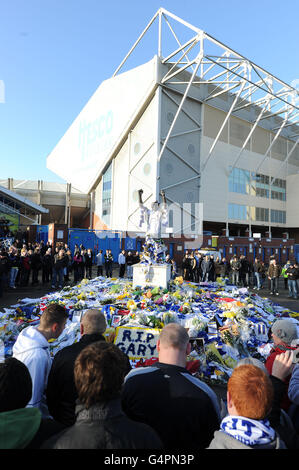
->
<box><xmin>113</xmin><ymin>8</ymin><xmax>299</xmax><ymax>235</ymax></box>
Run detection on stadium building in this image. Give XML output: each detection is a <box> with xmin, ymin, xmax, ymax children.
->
<box><xmin>46</xmin><ymin>8</ymin><xmax>299</xmax><ymax>263</ymax></box>
<box><xmin>0</xmin><ymin>183</ymin><xmax>49</xmax><ymax>240</ymax></box>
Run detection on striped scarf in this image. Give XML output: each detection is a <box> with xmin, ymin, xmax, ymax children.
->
<box><xmin>221</xmin><ymin>415</ymin><xmax>276</xmax><ymax>446</ymax></box>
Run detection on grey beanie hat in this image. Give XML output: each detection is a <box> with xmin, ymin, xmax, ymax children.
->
<box><xmin>271</xmin><ymin>319</ymin><xmax>298</xmax><ymax>345</ymax></box>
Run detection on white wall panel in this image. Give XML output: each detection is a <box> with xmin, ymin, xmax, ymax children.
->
<box><xmin>47</xmin><ymin>57</ymin><xmax>158</xmax><ymax>193</ymax></box>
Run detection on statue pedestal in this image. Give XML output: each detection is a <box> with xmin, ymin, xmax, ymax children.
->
<box><xmin>133</xmin><ymin>263</ymin><xmax>171</xmax><ymax>289</ymax></box>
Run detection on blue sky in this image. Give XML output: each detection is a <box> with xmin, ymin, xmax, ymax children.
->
<box><xmin>0</xmin><ymin>0</ymin><xmax>298</xmax><ymax>184</ymax></box>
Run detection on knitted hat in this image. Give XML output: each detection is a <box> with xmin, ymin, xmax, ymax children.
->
<box><xmin>271</xmin><ymin>319</ymin><xmax>298</xmax><ymax>345</ymax></box>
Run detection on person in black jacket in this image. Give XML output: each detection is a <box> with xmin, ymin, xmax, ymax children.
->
<box><xmin>133</xmin><ymin>251</ymin><xmax>140</xmax><ymax>265</ymax></box>
<box><xmin>209</xmin><ymin>255</ymin><xmax>216</xmax><ymax>282</ymax></box>
<box><xmin>182</xmin><ymin>251</ymin><xmax>192</xmax><ymax>280</ymax></box>
<box><xmin>42</xmin><ymin>342</ymin><xmax>162</xmax><ymax>449</ymax></box>
<box><xmin>104</xmin><ymin>249</ymin><xmax>113</xmax><ymax>277</ymax></box>
<box><xmin>239</xmin><ymin>255</ymin><xmax>251</xmax><ymax>287</ymax></box>
<box><xmin>0</xmin><ymin>249</ymin><xmax>9</xmax><ymax>297</ymax></box>
<box><xmin>42</xmin><ymin>248</ymin><xmax>53</xmax><ymax>284</ymax></box>
<box><xmin>31</xmin><ymin>247</ymin><xmax>42</xmax><ymax>286</ymax></box>
<box><xmin>121</xmin><ymin>323</ymin><xmax>221</xmax><ymax>449</ymax></box>
<box><xmin>46</xmin><ymin>309</ymin><xmax>110</xmax><ymax>426</ymax></box>
<box><xmin>84</xmin><ymin>248</ymin><xmax>93</xmax><ymax>279</ymax></box>
<box><xmin>286</xmin><ymin>263</ymin><xmax>299</xmax><ymax>299</ymax></box>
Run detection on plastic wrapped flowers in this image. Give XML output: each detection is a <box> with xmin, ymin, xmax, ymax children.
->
<box><xmin>1</xmin><ymin>274</ymin><xmax>299</xmax><ymax>387</ymax></box>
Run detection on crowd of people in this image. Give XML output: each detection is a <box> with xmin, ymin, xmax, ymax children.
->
<box><xmin>0</xmin><ymin>303</ymin><xmax>298</xmax><ymax>449</ymax></box>
<box><xmin>1</xmin><ymin>237</ymin><xmax>299</xmax><ymax>301</ymax></box>
<box><xmin>0</xmin><ymin>235</ymin><xmax>299</xmax><ymax>450</ymax></box>
<box><xmin>0</xmin><ymin>239</ymin><xmax>73</xmax><ymax>297</ymax></box>
<box><xmin>0</xmin><ymin>239</ymin><xmax>142</xmax><ymax>297</ymax></box>
<box><xmin>182</xmin><ymin>251</ymin><xmax>299</xmax><ymax>299</ymax></box>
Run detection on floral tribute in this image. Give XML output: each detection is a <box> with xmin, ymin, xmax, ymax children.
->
<box><xmin>0</xmin><ymin>275</ymin><xmax>298</xmax><ymax>388</ymax></box>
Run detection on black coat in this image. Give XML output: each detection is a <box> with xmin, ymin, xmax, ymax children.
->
<box><xmin>42</xmin><ymin>254</ymin><xmax>53</xmax><ymax>270</ymax></box>
<box><xmin>0</xmin><ymin>256</ymin><xmax>9</xmax><ymax>275</ymax></box>
<box><xmin>41</xmin><ymin>400</ymin><xmax>163</xmax><ymax>449</ymax></box>
<box><xmin>8</xmin><ymin>254</ymin><xmax>21</xmax><ymax>269</ymax></box>
<box><xmin>268</xmin><ymin>375</ymin><xmax>299</xmax><ymax>449</ymax></box>
<box><xmin>30</xmin><ymin>253</ymin><xmax>42</xmax><ymax>270</ymax></box>
<box><xmin>240</xmin><ymin>258</ymin><xmax>251</xmax><ymax>274</ymax></box>
<box><xmin>286</xmin><ymin>267</ymin><xmax>299</xmax><ymax>280</ymax></box>
<box><xmin>84</xmin><ymin>252</ymin><xmax>93</xmax><ymax>267</ymax></box>
<box><xmin>126</xmin><ymin>255</ymin><xmax>134</xmax><ymax>266</ymax></box>
<box><xmin>53</xmin><ymin>254</ymin><xmax>68</xmax><ymax>271</ymax></box>
<box><xmin>46</xmin><ymin>333</ymin><xmax>107</xmax><ymax>426</ymax></box>
<box><xmin>27</xmin><ymin>417</ymin><xmax>67</xmax><ymax>449</ymax></box>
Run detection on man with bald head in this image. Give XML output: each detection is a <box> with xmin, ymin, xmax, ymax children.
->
<box><xmin>121</xmin><ymin>323</ymin><xmax>221</xmax><ymax>449</ymax></box>
<box><xmin>46</xmin><ymin>309</ymin><xmax>108</xmax><ymax>426</ymax></box>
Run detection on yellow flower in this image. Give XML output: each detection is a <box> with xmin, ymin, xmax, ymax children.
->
<box><xmin>116</xmin><ymin>294</ymin><xmax>126</xmax><ymax>300</ymax></box>
<box><xmin>77</xmin><ymin>293</ymin><xmax>86</xmax><ymax>301</ymax></box>
<box><xmin>127</xmin><ymin>300</ymin><xmax>137</xmax><ymax>311</ymax></box>
<box><xmin>104</xmin><ymin>327</ymin><xmax>116</xmax><ymax>343</ymax></box>
<box><xmin>223</xmin><ymin>311</ymin><xmax>237</xmax><ymax>319</ymax></box>
<box><xmin>215</xmin><ymin>370</ymin><xmax>224</xmax><ymax>376</ymax></box>
<box><xmin>290</xmin><ymin>312</ymin><xmax>299</xmax><ymax>318</ymax></box>
<box><xmin>173</xmin><ymin>291</ymin><xmax>182</xmax><ymax>298</ymax></box>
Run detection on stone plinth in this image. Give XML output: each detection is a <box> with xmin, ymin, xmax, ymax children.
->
<box><xmin>133</xmin><ymin>263</ymin><xmax>171</xmax><ymax>289</ymax></box>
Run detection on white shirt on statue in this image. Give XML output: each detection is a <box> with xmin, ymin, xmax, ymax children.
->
<box><xmin>139</xmin><ymin>202</ymin><xmax>168</xmax><ymax>239</ymax></box>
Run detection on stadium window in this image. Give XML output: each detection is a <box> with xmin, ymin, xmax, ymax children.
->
<box><xmin>102</xmin><ymin>162</ymin><xmax>113</xmax><ymax>225</ymax></box>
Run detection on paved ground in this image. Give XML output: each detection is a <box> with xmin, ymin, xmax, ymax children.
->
<box><xmin>1</xmin><ymin>267</ymin><xmax>299</xmax><ymax>313</ymax></box>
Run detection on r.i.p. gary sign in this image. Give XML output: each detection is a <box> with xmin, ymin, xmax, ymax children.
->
<box><xmin>114</xmin><ymin>326</ymin><xmax>161</xmax><ymax>360</ymax></box>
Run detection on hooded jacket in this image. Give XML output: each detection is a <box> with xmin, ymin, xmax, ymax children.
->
<box><xmin>0</xmin><ymin>407</ymin><xmax>66</xmax><ymax>449</ymax></box>
<box><xmin>12</xmin><ymin>326</ymin><xmax>52</xmax><ymax>416</ymax></box>
<box><xmin>0</xmin><ymin>408</ymin><xmax>41</xmax><ymax>449</ymax></box>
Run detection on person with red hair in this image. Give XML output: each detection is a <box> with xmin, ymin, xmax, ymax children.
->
<box><xmin>208</xmin><ymin>365</ymin><xmax>286</xmax><ymax>449</ymax></box>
